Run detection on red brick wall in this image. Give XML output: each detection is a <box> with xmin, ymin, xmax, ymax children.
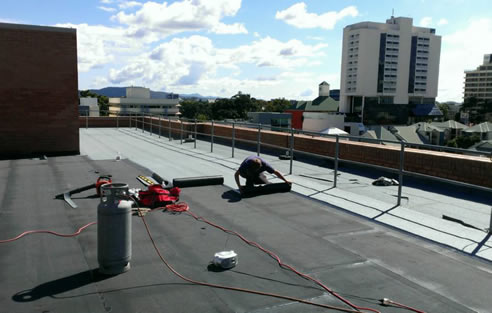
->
<box><xmin>79</xmin><ymin>118</ymin><xmax>492</xmax><ymax>188</ymax></box>
<box><xmin>0</xmin><ymin>23</ymin><xmax>79</xmax><ymax>159</ymax></box>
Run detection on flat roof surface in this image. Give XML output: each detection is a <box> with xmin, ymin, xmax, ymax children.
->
<box><xmin>1</xmin><ymin>150</ymin><xmax>491</xmax><ymax>312</ymax></box>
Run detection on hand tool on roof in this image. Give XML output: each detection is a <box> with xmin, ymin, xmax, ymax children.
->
<box><xmin>55</xmin><ymin>175</ymin><xmax>112</xmax><ymax>209</ymax></box>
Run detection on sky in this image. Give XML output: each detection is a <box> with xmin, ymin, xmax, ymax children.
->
<box><xmin>2</xmin><ymin>0</ymin><xmax>492</xmax><ymax>102</ymax></box>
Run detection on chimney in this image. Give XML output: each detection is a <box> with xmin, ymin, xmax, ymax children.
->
<box><xmin>319</xmin><ymin>81</ymin><xmax>330</xmax><ymax>97</ymax></box>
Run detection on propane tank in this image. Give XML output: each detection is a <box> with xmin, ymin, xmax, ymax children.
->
<box><xmin>97</xmin><ymin>183</ymin><xmax>133</xmax><ymax>275</ymax></box>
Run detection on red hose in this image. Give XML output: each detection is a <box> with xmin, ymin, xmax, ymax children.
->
<box><xmin>137</xmin><ymin>203</ymin><xmax>362</xmax><ymax>313</ymax></box>
<box><xmin>0</xmin><ymin>222</ymin><xmax>97</xmax><ymax>243</ymax></box>
<box><xmin>183</xmin><ymin>207</ymin><xmax>380</xmax><ymax>313</ymax></box>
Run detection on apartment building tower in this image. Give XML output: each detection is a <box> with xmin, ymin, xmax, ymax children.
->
<box><xmin>339</xmin><ymin>16</ymin><xmax>441</xmax><ymax>114</ymax></box>
<box><xmin>464</xmin><ymin>53</ymin><xmax>492</xmax><ymax>102</ymax></box>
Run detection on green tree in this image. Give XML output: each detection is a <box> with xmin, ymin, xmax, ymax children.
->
<box><xmin>437</xmin><ymin>102</ymin><xmax>449</xmax><ymax>119</ymax></box>
<box><xmin>446</xmin><ymin>134</ymin><xmax>481</xmax><ymax>149</ymax></box>
<box><xmin>263</xmin><ymin>98</ymin><xmax>291</xmax><ymax>112</ymax></box>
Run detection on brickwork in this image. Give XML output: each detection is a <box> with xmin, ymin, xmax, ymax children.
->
<box><xmin>0</xmin><ymin>23</ymin><xmax>79</xmax><ymax>158</ymax></box>
<box><xmin>79</xmin><ymin>118</ymin><xmax>492</xmax><ymax>188</ymax></box>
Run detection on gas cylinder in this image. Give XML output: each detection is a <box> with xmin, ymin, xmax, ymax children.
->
<box><xmin>97</xmin><ymin>183</ymin><xmax>132</xmax><ymax>275</ymax></box>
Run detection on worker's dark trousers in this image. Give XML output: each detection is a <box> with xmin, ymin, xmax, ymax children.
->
<box><xmin>244</xmin><ymin>173</ymin><xmax>269</xmax><ymax>188</ymax></box>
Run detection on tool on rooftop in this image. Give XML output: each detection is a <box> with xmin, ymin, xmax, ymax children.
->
<box><xmin>212</xmin><ymin>250</ymin><xmax>238</xmax><ymax>269</ymax></box>
<box><xmin>55</xmin><ymin>175</ymin><xmax>112</xmax><ymax>208</ymax></box>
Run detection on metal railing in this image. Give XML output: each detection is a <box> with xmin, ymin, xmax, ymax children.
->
<box><xmin>80</xmin><ymin>111</ymin><xmax>492</xmax><ymax>232</ymax></box>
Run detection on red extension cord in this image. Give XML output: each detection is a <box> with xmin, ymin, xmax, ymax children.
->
<box><xmin>0</xmin><ymin>202</ymin><xmax>425</xmax><ymax>313</ymax></box>
<box><xmin>0</xmin><ymin>222</ymin><xmax>97</xmax><ymax>243</ymax></box>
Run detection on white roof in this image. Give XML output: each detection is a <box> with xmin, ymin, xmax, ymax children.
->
<box><xmin>319</xmin><ymin>127</ymin><xmax>349</xmax><ymax>135</ymax></box>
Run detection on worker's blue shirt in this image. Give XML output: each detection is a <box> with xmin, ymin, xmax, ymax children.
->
<box><xmin>238</xmin><ymin>156</ymin><xmax>274</xmax><ymax>178</ymax></box>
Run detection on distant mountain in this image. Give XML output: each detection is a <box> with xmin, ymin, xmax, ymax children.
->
<box><xmin>86</xmin><ymin>87</ymin><xmax>216</xmax><ymax>100</ymax></box>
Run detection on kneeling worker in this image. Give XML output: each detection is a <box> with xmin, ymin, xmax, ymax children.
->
<box><xmin>234</xmin><ymin>156</ymin><xmax>291</xmax><ymax>194</ymax></box>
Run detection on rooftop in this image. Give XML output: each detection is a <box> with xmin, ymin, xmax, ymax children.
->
<box><xmin>1</xmin><ymin>126</ymin><xmax>491</xmax><ymax>313</ymax></box>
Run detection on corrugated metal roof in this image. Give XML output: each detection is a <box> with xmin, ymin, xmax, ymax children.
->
<box><xmin>305</xmin><ymin>96</ymin><xmax>338</xmax><ymax>112</ymax></box>
<box><xmin>431</xmin><ymin>120</ymin><xmax>468</xmax><ymax>129</ymax></box>
<box><xmin>465</xmin><ymin>121</ymin><xmax>492</xmax><ymax>133</ymax></box>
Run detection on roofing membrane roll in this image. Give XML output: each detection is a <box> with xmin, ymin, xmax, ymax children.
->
<box><xmin>173</xmin><ymin>176</ymin><xmax>224</xmax><ymax>188</ymax></box>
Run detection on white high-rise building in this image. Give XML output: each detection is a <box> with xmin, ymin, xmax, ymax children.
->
<box><xmin>339</xmin><ymin>16</ymin><xmax>441</xmax><ymax>114</ymax></box>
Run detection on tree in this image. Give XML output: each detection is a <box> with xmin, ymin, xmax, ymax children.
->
<box><xmin>263</xmin><ymin>98</ymin><xmax>291</xmax><ymax>112</ymax></box>
<box><xmin>437</xmin><ymin>102</ymin><xmax>449</xmax><ymax>119</ymax></box>
<box><xmin>446</xmin><ymin>134</ymin><xmax>481</xmax><ymax>149</ymax></box>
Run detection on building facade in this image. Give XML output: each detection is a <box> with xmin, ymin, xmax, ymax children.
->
<box><xmin>464</xmin><ymin>53</ymin><xmax>492</xmax><ymax>102</ymax></box>
<box><xmin>108</xmin><ymin>87</ymin><xmax>180</xmax><ymax>117</ymax></box>
<box><xmin>286</xmin><ymin>81</ymin><xmax>340</xmax><ymax>130</ymax></box>
<box><xmin>79</xmin><ymin>97</ymin><xmax>100</xmax><ymax>117</ymax></box>
<box><xmin>339</xmin><ymin>16</ymin><xmax>441</xmax><ymax>114</ymax></box>
<box><xmin>0</xmin><ymin>22</ymin><xmax>79</xmax><ymax>158</ymax></box>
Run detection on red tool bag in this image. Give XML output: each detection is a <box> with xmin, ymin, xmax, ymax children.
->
<box><xmin>138</xmin><ymin>185</ymin><xmax>180</xmax><ymax>207</ymax></box>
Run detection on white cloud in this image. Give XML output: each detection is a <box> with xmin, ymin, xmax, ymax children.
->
<box><xmin>98</xmin><ymin>6</ymin><xmax>116</xmax><ymax>12</ymax></box>
<box><xmin>119</xmin><ymin>1</ymin><xmax>143</xmax><ymax>10</ymax></box>
<box><xmin>56</xmin><ymin>23</ymin><xmax>147</xmax><ymax>72</ymax></box>
<box><xmin>438</xmin><ymin>18</ymin><xmax>492</xmax><ymax>101</ymax></box>
<box><xmin>115</xmin><ymin>0</ymin><xmax>246</xmax><ymax>37</ymax></box>
<box><xmin>253</xmin><ymin>32</ymin><xmax>260</xmax><ymax>38</ymax></box>
<box><xmin>438</xmin><ymin>18</ymin><xmax>448</xmax><ymax>26</ymax></box>
<box><xmin>100</xmin><ymin>0</ymin><xmax>114</xmax><ymax>4</ymax></box>
<box><xmin>0</xmin><ymin>17</ymin><xmax>25</xmax><ymax>23</ymax></box>
<box><xmin>419</xmin><ymin>17</ymin><xmax>432</xmax><ymax>27</ymax></box>
<box><xmin>275</xmin><ymin>3</ymin><xmax>358</xmax><ymax>30</ymax></box>
<box><xmin>211</xmin><ymin>22</ymin><xmax>247</xmax><ymax>34</ymax></box>
<box><xmin>106</xmin><ymin>35</ymin><xmax>329</xmax><ymax>98</ymax></box>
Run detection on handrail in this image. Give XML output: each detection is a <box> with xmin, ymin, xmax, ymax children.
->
<box><xmin>80</xmin><ymin>110</ymin><xmax>492</xmax><ymax>232</ymax></box>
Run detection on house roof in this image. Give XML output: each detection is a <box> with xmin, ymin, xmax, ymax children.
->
<box><xmin>305</xmin><ymin>96</ymin><xmax>338</xmax><ymax>112</ymax></box>
<box><xmin>431</xmin><ymin>120</ymin><xmax>468</xmax><ymax>130</ymax></box>
<box><xmin>319</xmin><ymin>127</ymin><xmax>348</xmax><ymax>135</ymax></box>
<box><xmin>289</xmin><ymin>100</ymin><xmax>308</xmax><ymax>110</ymax></box>
<box><xmin>289</xmin><ymin>96</ymin><xmax>338</xmax><ymax>112</ymax></box>
<box><xmin>413</xmin><ymin>122</ymin><xmax>444</xmax><ymax>132</ymax></box>
<box><xmin>468</xmin><ymin>140</ymin><xmax>492</xmax><ymax>152</ymax></box>
<box><xmin>392</xmin><ymin>125</ymin><xmax>427</xmax><ymax>145</ymax></box>
<box><xmin>464</xmin><ymin>121</ymin><xmax>492</xmax><ymax>133</ymax></box>
<box><xmin>364</xmin><ymin>125</ymin><xmax>400</xmax><ymax>142</ymax></box>
<box><xmin>412</xmin><ymin>103</ymin><xmax>443</xmax><ymax>116</ymax></box>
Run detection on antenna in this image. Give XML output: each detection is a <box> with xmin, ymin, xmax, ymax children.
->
<box><xmin>392</xmin><ymin>8</ymin><xmax>394</xmax><ymax>18</ymax></box>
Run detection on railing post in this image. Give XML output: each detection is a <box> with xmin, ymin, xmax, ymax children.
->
<box><xmin>135</xmin><ymin>113</ymin><xmax>138</xmax><ymax>131</ymax></box>
<box><xmin>129</xmin><ymin>113</ymin><xmax>131</xmax><ymax>128</ymax></box>
<box><xmin>142</xmin><ymin>114</ymin><xmax>144</xmax><ymax>133</ymax></box>
<box><xmin>158</xmin><ymin>115</ymin><xmax>161</xmax><ymax>138</ymax></box>
<box><xmin>211</xmin><ymin>120</ymin><xmax>214</xmax><ymax>153</ymax></box>
<box><xmin>116</xmin><ymin>113</ymin><xmax>119</xmax><ymax>129</ymax></box>
<box><xmin>257</xmin><ymin>123</ymin><xmax>261</xmax><ymax>156</ymax></box>
<box><xmin>150</xmin><ymin>114</ymin><xmax>152</xmax><ymax>135</ymax></box>
<box><xmin>168</xmin><ymin>117</ymin><xmax>172</xmax><ymax>141</ymax></box>
<box><xmin>289</xmin><ymin>128</ymin><xmax>294</xmax><ymax>175</ymax></box>
<box><xmin>180</xmin><ymin>119</ymin><xmax>183</xmax><ymax>144</ymax></box>
<box><xmin>194</xmin><ymin>119</ymin><xmax>197</xmax><ymax>149</ymax></box>
<box><xmin>85</xmin><ymin>114</ymin><xmax>88</xmax><ymax>129</ymax></box>
<box><xmin>488</xmin><ymin>207</ymin><xmax>492</xmax><ymax>233</ymax></box>
<box><xmin>334</xmin><ymin>135</ymin><xmax>339</xmax><ymax>188</ymax></box>
<box><xmin>397</xmin><ymin>142</ymin><xmax>405</xmax><ymax>206</ymax></box>
<box><xmin>232</xmin><ymin>122</ymin><xmax>235</xmax><ymax>158</ymax></box>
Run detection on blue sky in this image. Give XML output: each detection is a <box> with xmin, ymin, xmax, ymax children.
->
<box><xmin>2</xmin><ymin>0</ymin><xmax>492</xmax><ymax>101</ymax></box>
